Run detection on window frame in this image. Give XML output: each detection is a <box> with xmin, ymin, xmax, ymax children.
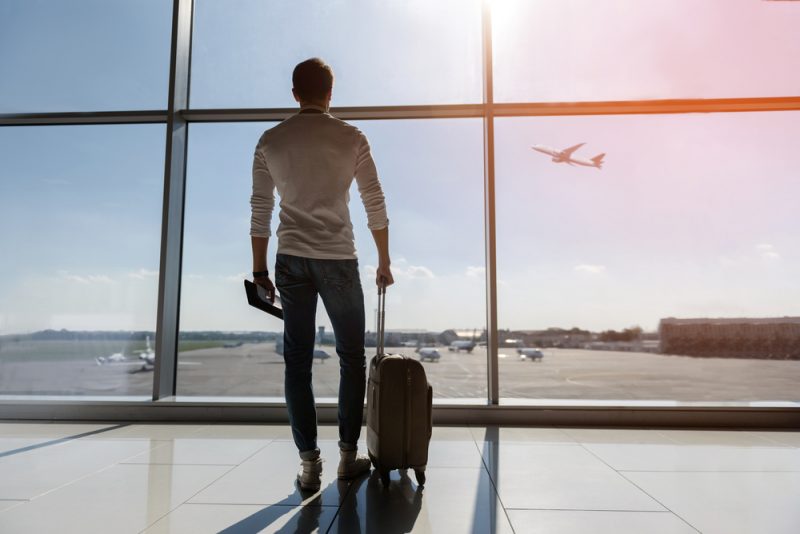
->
<box><xmin>1</xmin><ymin>0</ymin><xmax>799</xmax><ymax>427</ymax></box>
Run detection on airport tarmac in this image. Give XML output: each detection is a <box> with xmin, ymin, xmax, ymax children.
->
<box><xmin>2</xmin><ymin>344</ymin><xmax>799</xmax><ymax>402</ymax></box>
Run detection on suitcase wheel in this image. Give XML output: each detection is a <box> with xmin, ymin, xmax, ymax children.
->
<box><xmin>414</xmin><ymin>467</ymin><xmax>426</xmax><ymax>487</ymax></box>
<box><xmin>379</xmin><ymin>469</ymin><xmax>391</xmax><ymax>488</ymax></box>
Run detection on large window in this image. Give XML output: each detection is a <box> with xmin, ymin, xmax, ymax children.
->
<box><xmin>177</xmin><ymin>119</ymin><xmax>486</xmax><ymax>399</ymax></box>
<box><xmin>0</xmin><ymin>0</ymin><xmax>172</xmax><ymax>113</ymax></box>
<box><xmin>2</xmin><ymin>0</ymin><xmax>798</xmax><ymax>410</ymax></box>
<box><xmin>496</xmin><ymin>112</ymin><xmax>800</xmax><ymax>401</ymax></box>
<box><xmin>492</xmin><ymin>0</ymin><xmax>800</xmax><ymax>102</ymax></box>
<box><xmin>190</xmin><ymin>0</ymin><xmax>483</xmax><ymax>108</ymax></box>
<box><xmin>0</xmin><ymin>125</ymin><xmax>165</xmax><ymax>397</ymax></box>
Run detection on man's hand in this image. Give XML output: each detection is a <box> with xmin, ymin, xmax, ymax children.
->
<box><xmin>254</xmin><ymin>275</ymin><xmax>275</xmax><ymax>303</ymax></box>
<box><xmin>376</xmin><ymin>263</ymin><xmax>394</xmax><ymax>288</ymax></box>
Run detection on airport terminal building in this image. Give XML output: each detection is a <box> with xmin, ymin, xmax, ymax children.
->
<box><xmin>659</xmin><ymin>317</ymin><xmax>800</xmax><ymax>360</ymax></box>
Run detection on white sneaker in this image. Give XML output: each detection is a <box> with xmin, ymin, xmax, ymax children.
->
<box><xmin>297</xmin><ymin>456</ymin><xmax>323</xmax><ymax>492</ymax></box>
<box><xmin>337</xmin><ymin>449</ymin><xmax>371</xmax><ymax>480</ymax></box>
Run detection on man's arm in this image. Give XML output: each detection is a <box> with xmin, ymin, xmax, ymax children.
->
<box><xmin>371</xmin><ymin>227</ymin><xmax>393</xmax><ymax>288</ymax></box>
<box><xmin>354</xmin><ymin>131</ymin><xmax>392</xmax><ymax>287</ymax></box>
<box><xmin>250</xmin><ymin>139</ymin><xmax>275</xmax><ymax>300</ymax></box>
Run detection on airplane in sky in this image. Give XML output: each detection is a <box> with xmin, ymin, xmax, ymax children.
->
<box><xmin>531</xmin><ymin>143</ymin><xmax>605</xmax><ymax>169</ymax></box>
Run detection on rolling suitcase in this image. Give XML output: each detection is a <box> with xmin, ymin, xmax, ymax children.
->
<box><xmin>366</xmin><ymin>285</ymin><xmax>433</xmax><ymax>487</ymax></box>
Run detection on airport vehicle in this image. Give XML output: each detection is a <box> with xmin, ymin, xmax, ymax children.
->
<box><xmin>277</xmin><ymin>338</ymin><xmax>331</xmax><ymax>361</ymax></box>
<box><xmin>531</xmin><ymin>143</ymin><xmax>605</xmax><ymax>169</ymax></box>
<box><xmin>416</xmin><ymin>347</ymin><xmax>441</xmax><ymax>362</ymax></box>
<box><xmin>223</xmin><ymin>341</ymin><xmax>244</xmax><ymax>348</ymax></box>
<box><xmin>518</xmin><ymin>348</ymin><xmax>544</xmax><ymax>361</ymax></box>
<box><xmin>313</xmin><ymin>349</ymin><xmax>331</xmax><ymax>362</ymax></box>
<box><xmin>449</xmin><ymin>340</ymin><xmax>476</xmax><ymax>353</ymax></box>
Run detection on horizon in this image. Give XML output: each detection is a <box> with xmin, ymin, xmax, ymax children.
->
<box><xmin>2</xmin><ymin>0</ymin><xmax>799</xmax><ymax>337</ymax></box>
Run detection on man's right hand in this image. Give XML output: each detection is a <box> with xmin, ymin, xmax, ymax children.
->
<box><xmin>376</xmin><ymin>263</ymin><xmax>394</xmax><ymax>288</ymax></box>
<box><xmin>254</xmin><ymin>275</ymin><xmax>275</xmax><ymax>303</ymax></box>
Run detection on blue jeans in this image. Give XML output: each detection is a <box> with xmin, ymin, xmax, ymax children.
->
<box><xmin>274</xmin><ymin>253</ymin><xmax>366</xmax><ymax>456</ymax></box>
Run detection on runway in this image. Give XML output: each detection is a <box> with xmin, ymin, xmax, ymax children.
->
<box><xmin>2</xmin><ymin>343</ymin><xmax>799</xmax><ymax>402</ymax></box>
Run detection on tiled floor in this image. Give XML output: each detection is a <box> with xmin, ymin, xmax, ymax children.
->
<box><xmin>0</xmin><ymin>423</ymin><xmax>798</xmax><ymax>533</ymax></box>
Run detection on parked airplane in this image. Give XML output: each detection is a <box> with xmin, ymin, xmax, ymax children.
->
<box><xmin>95</xmin><ymin>351</ymin><xmax>127</xmax><ymax>365</ymax></box>
<box><xmin>531</xmin><ymin>143</ymin><xmax>605</xmax><ymax>169</ymax></box>
<box><xmin>135</xmin><ymin>335</ymin><xmax>156</xmax><ymax>367</ymax></box>
<box><xmin>95</xmin><ymin>335</ymin><xmax>202</xmax><ymax>373</ymax></box>
<box><xmin>95</xmin><ymin>336</ymin><xmax>154</xmax><ymax>371</ymax></box>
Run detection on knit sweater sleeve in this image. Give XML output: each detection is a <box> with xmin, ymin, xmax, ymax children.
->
<box><xmin>250</xmin><ymin>142</ymin><xmax>275</xmax><ymax>238</ymax></box>
<box><xmin>354</xmin><ymin>131</ymin><xmax>389</xmax><ymax>230</ymax></box>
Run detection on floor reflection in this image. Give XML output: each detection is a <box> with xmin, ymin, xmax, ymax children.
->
<box><xmin>475</xmin><ymin>426</ymin><xmax>503</xmax><ymax>534</ymax></box>
<box><xmin>335</xmin><ymin>470</ymin><xmax>424</xmax><ymax>533</ymax></box>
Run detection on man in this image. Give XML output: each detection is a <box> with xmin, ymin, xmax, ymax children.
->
<box><xmin>250</xmin><ymin>58</ymin><xmax>393</xmax><ymax>492</ymax></box>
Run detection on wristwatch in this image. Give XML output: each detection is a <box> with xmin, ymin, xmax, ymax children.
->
<box><xmin>252</xmin><ymin>270</ymin><xmax>269</xmax><ymax>278</ymax></box>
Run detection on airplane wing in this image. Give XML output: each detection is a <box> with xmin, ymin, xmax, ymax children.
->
<box><xmin>561</xmin><ymin>143</ymin><xmax>585</xmax><ymax>156</ymax></box>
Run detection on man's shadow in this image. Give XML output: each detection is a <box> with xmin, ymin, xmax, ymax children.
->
<box><xmin>217</xmin><ymin>469</ymin><xmax>424</xmax><ymax>534</ymax></box>
<box><xmin>216</xmin><ymin>483</ymin><xmax>327</xmax><ymax>534</ymax></box>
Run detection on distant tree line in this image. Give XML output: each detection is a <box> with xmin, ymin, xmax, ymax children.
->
<box><xmin>0</xmin><ymin>329</ymin><xmax>278</xmax><ymax>343</ymax></box>
<box><xmin>598</xmin><ymin>327</ymin><xmax>643</xmax><ymax>342</ymax></box>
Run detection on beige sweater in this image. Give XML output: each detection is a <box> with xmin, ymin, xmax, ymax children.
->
<box><xmin>250</xmin><ymin>107</ymin><xmax>389</xmax><ymax>260</ymax></box>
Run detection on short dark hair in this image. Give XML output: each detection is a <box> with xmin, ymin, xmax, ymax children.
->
<box><xmin>292</xmin><ymin>58</ymin><xmax>334</xmax><ymax>102</ymax></box>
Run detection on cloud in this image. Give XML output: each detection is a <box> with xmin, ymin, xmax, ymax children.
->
<box><xmin>363</xmin><ymin>263</ymin><xmax>435</xmax><ymax>280</ymax></box>
<box><xmin>398</xmin><ymin>265</ymin><xmax>435</xmax><ymax>279</ymax></box>
<box><xmin>127</xmin><ymin>268</ymin><xmax>159</xmax><ymax>280</ymax></box>
<box><xmin>58</xmin><ymin>271</ymin><xmax>115</xmax><ymax>285</ymax></box>
<box><xmin>223</xmin><ymin>272</ymin><xmax>250</xmax><ymax>282</ymax></box>
<box><xmin>466</xmin><ymin>266</ymin><xmax>485</xmax><ymax>278</ymax></box>
<box><xmin>756</xmin><ymin>243</ymin><xmax>781</xmax><ymax>260</ymax></box>
<box><xmin>574</xmin><ymin>264</ymin><xmax>606</xmax><ymax>275</ymax></box>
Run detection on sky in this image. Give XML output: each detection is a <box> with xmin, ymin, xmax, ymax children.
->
<box><xmin>1</xmin><ymin>0</ymin><xmax>799</xmax><ymax>335</ymax></box>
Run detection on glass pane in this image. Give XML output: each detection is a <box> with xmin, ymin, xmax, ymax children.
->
<box><xmin>0</xmin><ymin>0</ymin><xmax>172</xmax><ymax>113</ymax></box>
<box><xmin>495</xmin><ymin>112</ymin><xmax>800</xmax><ymax>402</ymax></box>
<box><xmin>0</xmin><ymin>125</ymin><xmax>165</xmax><ymax>397</ymax></box>
<box><xmin>191</xmin><ymin>0</ymin><xmax>483</xmax><ymax>108</ymax></box>
<box><xmin>178</xmin><ymin>119</ymin><xmax>486</xmax><ymax>400</ymax></box>
<box><xmin>492</xmin><ymin>0</ymin><xmax>800</xmax><ymax>102</ymax></box>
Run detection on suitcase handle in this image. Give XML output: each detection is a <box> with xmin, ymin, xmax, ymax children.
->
<box><xmin>377</xmin><ymin>284</ymin><xmax>387</xmax><ymax>357</ymax></box>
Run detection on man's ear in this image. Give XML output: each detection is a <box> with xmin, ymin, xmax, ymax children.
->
<box><xmin>292</xmin><ymin>89</ymin><xmax>301</xmax><ymax>103</ymax></box>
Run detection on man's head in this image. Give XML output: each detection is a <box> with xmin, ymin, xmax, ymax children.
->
<box><xmin>292</xmin><ymin>58</ymin><xmax>334</xmax><ymax>107</ymax></box>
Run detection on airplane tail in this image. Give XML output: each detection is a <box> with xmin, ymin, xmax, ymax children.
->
<box><xmin>591</xmin><ymin>153</ymin><xmax>605</xmax><ymax>168</ymax></box>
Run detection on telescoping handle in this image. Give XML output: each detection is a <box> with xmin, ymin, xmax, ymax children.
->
<box><xmin>377</xmin><ymin>284</ymin><xmax>387</xmax><ymax>357</ymax></box>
